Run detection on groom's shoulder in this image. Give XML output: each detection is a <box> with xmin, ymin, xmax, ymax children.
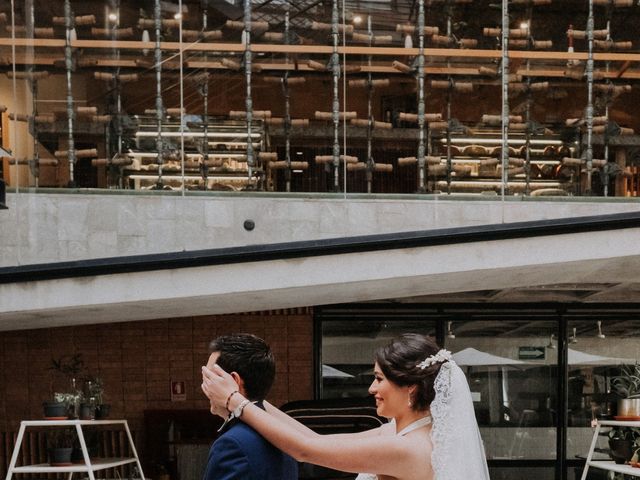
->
<box><xmin>218</xmin><ymin>421</ymin><xmax>264</xmax><ymax>446</ymax></box>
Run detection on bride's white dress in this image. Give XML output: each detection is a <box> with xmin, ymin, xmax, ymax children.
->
<box><xmin>355</xmin><ymin>361</ymin><xmax>491</xmax><ymax>480</ymax></box>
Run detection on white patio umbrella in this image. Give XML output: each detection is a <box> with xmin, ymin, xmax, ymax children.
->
<box><xmin>452</xmin><ymin>347</ymin><xmax>526</xmax><ymax>366</ymax></box>
<box><xmin>568</xmin><ymin>348</ymin><xmax>636</xmax><ymax>365</ymax></box>
<box><xmin>322</xmin><ymin>364</ymin><xmax>354</xmax><ymax>378</ymax></box>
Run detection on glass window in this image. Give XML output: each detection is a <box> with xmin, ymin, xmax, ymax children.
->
<box><xmin>320</xmin><ymin>319</ymin><xmax>436</xmax><ymax>399</ymax></box>
<box><xmin>566</xmin><ymin>319</ymin><xmax>640</xmax><ymax>463</ymax></box>
<box><xmin>444</xmin><ymin>320</ymin><xmax>558</xmax><ymax>461</ymax></box>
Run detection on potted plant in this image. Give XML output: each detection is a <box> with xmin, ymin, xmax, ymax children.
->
<box><xmin>611</xmin><ymin>364</ymin><xmax>640</xmax><ymax>418</ymax></box>
<box><xmin>48</xmin><ymin>353</ymin><xmax>86</xmax><ymax>419</ymax></box>
<box><xmin>84</xmin><ymin>376</ymin><xmax>110</xmax><ymax>419</ymax></box>
<box><xmin>608</xmin><ymin>427</ymin><xmax>639</xmax><ymax>464</ymax></box>
<box><xmin>47</xmin><ymin>427</ymin><xmax>76</xmax><ymax>466</ymax></box>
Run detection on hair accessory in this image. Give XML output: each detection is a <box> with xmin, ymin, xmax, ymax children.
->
<box><xmin>418</xmin><ymin>349</ymin><xmax>452</xmax><ymax>369</ymax></box>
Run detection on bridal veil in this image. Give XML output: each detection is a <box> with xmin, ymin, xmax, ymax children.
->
<box><xmin>431</xmin><ymin>360</ymin><xmax>491</xmax><ymax>480</ymax></box>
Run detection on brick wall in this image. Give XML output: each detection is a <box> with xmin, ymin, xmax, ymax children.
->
<box><xmin>0</xmin><ymin>308</ymin><xmax>314</xmax><ymax>440</ymax></box>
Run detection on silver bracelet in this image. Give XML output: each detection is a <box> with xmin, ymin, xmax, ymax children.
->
<box><xmin>233</xmin><ymin>399</ymin><xmax>251</xmax><ymax>419</ymax></box>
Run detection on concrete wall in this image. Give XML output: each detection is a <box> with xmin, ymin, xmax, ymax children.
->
<box><xmin>2</xmin><ymin>191</ymin><xmax>640</xmax><ymax>267</ymax></box>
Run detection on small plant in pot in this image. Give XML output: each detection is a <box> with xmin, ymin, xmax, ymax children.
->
<box><xmin>611</xmin><ymin>364</ymin><xmax>640</xmax><ymax>418</ymax></box>
<box><xmin>47</xmin><ymin>427</ymin><xmax>76</xmax><ymax>466</ymax></box>
<box><xmin>48</xmin><ymin>353</ymin><xmax>86</xmax><ymax>419</ymax></box>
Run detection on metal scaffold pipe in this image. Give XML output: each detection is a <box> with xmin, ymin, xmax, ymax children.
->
<box><xmin>366</xmin><ymin>15</ymin><xmax>373</xmax><ymax>194</ymax></box>
<box><xmin>500</xmin><ymin>0</ymin><xmax>510</xmax><ymax>198</ymax></box>
<box><xmin>585</xmin><ymin>0</ymin><xmax>595</xmax><ymax>195</ymax></box>
<box><xmin>284</xmin><ymin>5</ymin><xmax>292</xmax><ymax>192</ymax></box>
<box><xmin>154</xmin><ymin>0</ymin><xmax>164</xmax><ymax>188</ymax></box>
<box><xmin>64</xmin><ymin>0</ymin><xmax>76</xmax><ymax>187</ymax></box>
<box><xmin>331</xmin><ymin>0</ymin><xmax>341</xmax><ymax>192</ymax></box>
<box><xmin>201</xmin><ymin>1</ymin><xmax>209</xmax><ymax>189</ymax></box>
<box><xmin>27</xmin><ymin>0</ymin><xmax>39</xmax><ymax>187</ymax></box>
<box><xmin>244</xmin><ymin>0</ymin><xmax>254</xmax><ymax>180</ymax></box>
<box><xmin>417</xmin><ymin>0</ymin><xmax>426</xmax><ymax>193</ymax></box>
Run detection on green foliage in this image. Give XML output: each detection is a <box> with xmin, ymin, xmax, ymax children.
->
<box><xmin>611</xmin><ymin>364</ymin><xmax>640</xmax><ymax>399</ymax></box>
<box><xmin>47</xmin><ymin>427</ymin><xmax>76</xmax><ymax>449</ymax></box>
<box><xmin>50</xmin><ymin>354</ymin><xmax>86</xmax><ymax>380</ymax></box>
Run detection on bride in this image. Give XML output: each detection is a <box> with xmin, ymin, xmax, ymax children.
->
<box><xmin>201</xmin><ymin>333</ymin><xmax>490</xmax><ymax>480</ymax></box>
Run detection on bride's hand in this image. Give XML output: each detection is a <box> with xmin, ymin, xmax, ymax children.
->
<box><xmin>201</xmin><ymin>364</ymin><xmax>239</xmax><ymax>415</ymax></box>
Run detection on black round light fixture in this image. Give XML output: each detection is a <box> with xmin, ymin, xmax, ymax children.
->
<box><xmin>243</xmin><ymin>220</ymin><xmax>255</xmax><ymax>231</ymax></box>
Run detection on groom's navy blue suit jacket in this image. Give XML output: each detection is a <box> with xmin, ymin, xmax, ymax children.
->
<box><xmin>203</xmin><ymin>402</ymin><xmax>298</xmax><ymax>480</ymax></box>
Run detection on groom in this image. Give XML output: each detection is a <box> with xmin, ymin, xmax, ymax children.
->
<box><xmin>202</xmin><ymin>333</ymin><xmax>298</xmax><ymax>480</ymax></box>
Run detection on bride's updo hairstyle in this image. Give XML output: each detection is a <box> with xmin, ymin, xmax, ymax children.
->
<box><xmin>374</xmin><ymin>333</ymin><xmax>446</xmax><ymax>412</ymax></box>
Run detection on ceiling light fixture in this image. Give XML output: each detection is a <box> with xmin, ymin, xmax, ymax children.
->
<box><xmin>174</xmin><ymin>12</ymin><xmax>182</xmax><ymax>20</ymax></box>
<box><xmin>353</xmin><ymin>15</ymin><xmax>363</xmax><ymax>25</ymax></box>
<box><xmin>447</xmin><ymin>321</ymin><xmax>456</xmax><ymax>339</ymax></box>
<box><xmin>597</xmin><ymin>321</ymin><xmax>606</xmax><ymax>339</ymax></box>
<box><xmin>569</xmin><ymin>327</ymin><xmax>578</xmax><ymax>344</ymax></box>
<box><xmin>519</xmin><ymin>21</ymin><xmax>529</xmax><ymax>30</ymax></box>
<box><xmin>546</xmin><ymin>333</ymin><xmax>556</xmax><ymax>350</ymax></box>
<box><xmin>108</xmin><ymin>12</ymin><xmax>118</xmax><ymax>23</ymax></box>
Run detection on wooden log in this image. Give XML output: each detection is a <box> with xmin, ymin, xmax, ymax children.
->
<box><xmin>374</xmin><ymin>163</ymin><xmax>393</xmax><ymax>172</ymax></box>
<box><xmin>392</xmin><ymin>61</ymin><xmax>413</xmax><ymax>73</ymax></box>
<box><xmin>342</xmin><ymin>65</ymin><xmax>362</xmax><ymax>74</ymax></box>
<box><xmin>91</xmin><ymin>27</ymin><xmax>134</xmax><ymax>38</ymax></box>
<box><xmin>508</xmin><ymin>157</ymin><xmax>525</xmax><ymax>167</ymax></box>
<box><xmin>77</xmin><ymin>107</ymin><xmax>98</xmax><ymax>116</ymax></box>
<box><xmin>426</xmin><ymin>156</ymin><xmax>442</xmax><ymax>165</ymax></box>
<box><xmin>396</xmin><ymin>25</ymin><xmax>439</xmax><ymax>35</ymax></box>
<box><xmin>429</xmin><ymin>121</ymin><xmax>449</xmax><ymax>130</ymax></box>
<box><xmin>533</xmin><ymin>40</ymin><xmax>553</xmax><ymax>49</ymax></box>
<box><xmin>480</xmin><ymin>158</ymin><xmax>499</xmax><ymax>167</ymax></box>
<box><xmin>225</xmin><ymin>20</ymin><xmax>269</xmax><ymax>31</ymax></box>
<box><xmin>594</xmin><ymin>0</ymin><xmax>633</xmax><ymax>5</ymax></box>
<box><xmin>348</xmin><ymin>78</ymin><xmax>390</xmax><ymax>88</ymax></box>
<box><xmin>230</xmin><ymin>110</ymin><xmax>272</xmax><ymax>119</ymax></box>
<box><xmin>91</xmin><ymin>115</ymin><xmax>112</xmax><ymax>123</ymax></box>
<box><xmin>530</xmin><ymin>81</ymin><xmax>549</xmax><ymax>91</ymax></box>
<box><xmin>459</xmin><ymin>38</ymin><xmax>478</xmax><ymax>48</ymax></box>
<box><xmin>307</xmin><ymin>60</ymin><xmax>327</xmax><ymax>71</ymax></box>
<box><xmin>314</xmin><ymin>111</ymin><xmax>357</xmax><ymax>121</ymax></box>
<box><xmin>571</xmin><ymin>29</ymin><xmax>608</xmax><ymax>40</ymax></box>
<box><xmin>562</xmin><ymin>157</ymin><xmax>583</xmax><ymax>166</ymax></box>
<box><xmin>509</xmin><ymin>39</ymin><xmax>529</xmax><ymax>48</ymax></box>
<box><xmin>35</xmin><ymin>27</ymin><xmax>54</xmax><ymax>37</ymax></box>
<box><xmin>291</xmin><ymin>119</ymin><xmax>310</xmax><ymax>127</ymax></box>
<box><xmin>258</xmin><ymin>152</ymin><xmax>278</xmax><ymax>161</ymax></box>
<box><xmin>119</xmin><ymin>73</ymin><xmax>139</xmax><ymax>83</ymax></box>
<box><xmin>482</xmin><ymin>114</ymin><xmax>523</xmax><ymax>125</ymax></box>
<box><xmin>268</xmin><ymin>161</ymin><xmax>309</xmax><ymax>170</ymax></box>
<box><xmin>430</xmin><ymin>80</ymin><xmax>451</xmax><ymax>89</ymax></box>
<box><xmin>478</xmin><ymin>66</ymin><xmax>498</xmax><ymax>76</ymax></box>
<box><xmin>39</xmin><ymin>158</ymin><xmax>59</xmax><ymax>166</ymax></box>
<box><xmin>428</xmin><ymin>165</ymin><xmax>447</xmax><ymax>175</ymax></box>
<box><xmin>511</xmin><ymin>0</ymin><xmax>552</xmax><ymax>4</ymax></box>
<box><xmin>432</xmin><ymin>35</ymin><xmax>453</xmax><ymax>46</ymax></box>
<box><xmin>182</xmin><ymin>29</ymin><xmax>223</xmax><ymax>41</ymax></box>
<box><xmin>204</xmin><ymin>158</ymin><xmax>224</xmax><ymax>167</ymax></box>
<box><xmin>454</xmin><ymin>165</ymin><xmax>473</xmax><ymax>177</ymax></box>
<box><xmin>34</xmin><ymin>114</ymin><xmax>55</xmax><ymax>123</ymax></box>
<box><xmin>314</xmin><ymin>154</ymin><xmax>358</xmax><ymax>164</ymax></box>
<box><xmin>75</xmin><ymin>15</ymin><xmax>96</xmax><ymax>26</ymax></box>
<box><xmin>7</xmin><ymin>71</ymin><xmax>49</xmax><ymax>80</ymax></box>
<box><xmin>139</xmin><ymin>18</ymin><xmax>180</xmax><ymax>29</ymax></box>
<box><xmin>311</xmin><ymin>21</ymin><xmax>353</xmax><ymax>34</ymax></box>
<box><xmin>263</xmin><ymin>32</ymin><xmax>284</xmax><ymax>42</ymax></box>
<box><xmin>9</xmin><ymin>113</ymin><xmax>29</xmax><ymax>122</ymax></box>
<box><xmin>347</xmin><ymin>162</ymin><xmax>367</xmax><ymax>171</ymax></box>
<box><xmin>55</xmin><ymin>148</ymin><xmax>97</xmax><ymax>159</ymax></box>
<box><xmin>594</xmin><ymin>84</ymin><xmax>632</xmax><ymax>95</ymax></box>
<box><xmin>592</xmin><ymin>159</ymin><xmax>608</xmax><ymax>168</ymax></box>
<box><xmin>221</xmin><ymin>57</ymin><xmax>241</xmax><ymax>70</ymax></box>
<box><xmin>483</xmin><ymin>27</ymin><xmax>501</xmax><ymax>37</ymax></box>
<box><xmin>564</xmin><ymin>69</ymin><xmax>584</xmax><ymax>80</ymax></box>
<box><xmin>398</xmin><ymin>156</ymin><xmax>417</xmax><ymax>166</ymax></box>
<box><xmin>94</xmin><ymin>72</ymin><xmax>113</xmax><ymax>81</ymax></box>
<box><xmin>374</xmin><ymin>121</ymin><xmax>393</xmax><ymax>129</ymax></box>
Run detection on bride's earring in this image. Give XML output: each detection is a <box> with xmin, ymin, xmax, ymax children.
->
<box><xmin>407</xmin><ymin>392</ymin><xmax>413</xmax><ymax>407</ymax></box>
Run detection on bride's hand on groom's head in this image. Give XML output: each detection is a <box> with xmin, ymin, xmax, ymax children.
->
<box><xmin>201</xmin><ymin>365</ymin><xmax>239</xmax><ymax>410</ymax></box>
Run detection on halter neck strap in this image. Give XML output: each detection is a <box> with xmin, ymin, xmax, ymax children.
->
<box><xmin>397</xmin><ymin>415</ymin><xmax>432</xmax><ymax>436</ymax></box>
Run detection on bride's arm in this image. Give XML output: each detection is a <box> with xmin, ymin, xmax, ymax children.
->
<box><xmin>262</xmin><ymin>400</ymin><xmax>386</xmax><ymax>439</ymax></box>
<box><xmin>202</xmin><ymin>365</ymin><xmax>409</xmax><ymax>476</ymax></box>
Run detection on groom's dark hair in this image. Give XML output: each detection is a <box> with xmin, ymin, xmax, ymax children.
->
<box><xmin>209</xmin><ymin>333</ymin><xmax>276</xmax><ymax>401</ymax></box>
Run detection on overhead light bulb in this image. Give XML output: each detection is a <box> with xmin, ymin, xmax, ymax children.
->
<box><xmin>597</xmin><ymin>321</ymin><xmax>606</xmax><ymax>339</ymax></box>
<box><xmin>520</xmin><ymin>22</ymin><xmax>529</xmax><ymax>30</ymax></box>
<box><xmin>447</xmin><ymin>321</ymin><xmax>455</xmax><ymax>339</ymax></box>
<box><xmin>174</xmin><ymin>12</ymin><xmax>182</xmax><ymax>20</ymax></box>
<box><xmin>546</xmin><ymin>334</ymin><xmax>556</xmax><ymax>349</ymax></box>
<box><xmin>108</xmin><ymin>12</ymin><xmax>118</xmax><ymax>23</ymax></box>
<box><xmin>570</xmin><ymin>327</ymin><xmax>578</xmax><ymax>344</ymax></box>
<box><xmin>352</xmin><ymin>15</ymin><xmax>363</xmax><ymax>25</ymax></box>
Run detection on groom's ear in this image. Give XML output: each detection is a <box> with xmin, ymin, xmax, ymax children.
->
<box><xmin>230</xmin><ymin>371</ymin><xmax>246</xmax><ymax>394</ymax></box>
